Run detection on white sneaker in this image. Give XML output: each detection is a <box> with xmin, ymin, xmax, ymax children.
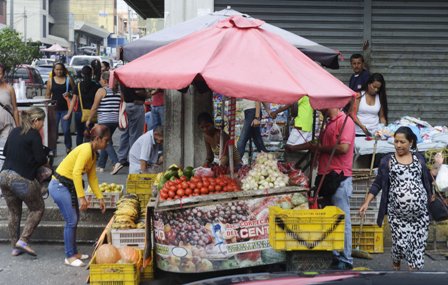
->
<box><xmin>111</xmin><ymin>163</ymin><xmax>124</xmax><ymax>175</ymax></box>
<box><xmin>96</xmin><ymin>167</ymin><xmax>104</xmax><ymax>173</ymax></box>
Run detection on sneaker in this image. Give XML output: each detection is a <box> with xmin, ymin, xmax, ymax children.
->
<box><xmin>111</xmin><ymin>163</ymin><xmax>124</xmax><ymax>175</ymax></box>
<box><xmin>330</xmin><ymin>260</ymin><xmax>353</xmax><ymax>270</ymax></box>
<box><xmin>96</xmin><ymin>167</ymin><xmax>104</xmax><ymax>173</ymax></box>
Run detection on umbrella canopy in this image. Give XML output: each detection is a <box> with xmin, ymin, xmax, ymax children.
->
<box><xmin>123</xmin><ymin>8</ymin><xmax>340</xmax><ymax>69</ymax></box>
<box><xmin>114</xmin><ymin>16</ymin><xmax>355</xmax><ymax>109</ymax></box>
<box><xmin>41</xmin><ymin>43</ymin><xmax>67</xmax><ymax>53</ymax></box>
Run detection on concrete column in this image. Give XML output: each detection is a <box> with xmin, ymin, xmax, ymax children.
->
<box><xmin>164</xmin><ymin>90</ymin><xmax>184</xmax><ymax>167</ymax></box>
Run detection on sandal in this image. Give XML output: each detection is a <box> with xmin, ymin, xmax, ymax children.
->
<box><xmin>11</xmin><ymin>248</ymin><xmax>24</xmax><ymax>256</ymax></box>
<box><xmin>15</xmin><ymin>240</ymin><xmax>37</xmax><ymax>256</ymax></box>
<box><xmin>64</xmin><ymin>258</ymin><xmax>86</xmax><ymax>267</ymax></box>
<box><xmin>75</xmin><ymin>253</ymin><xmax>89</xmax><ymax>260</ymax></box>
<box><xmin>392</xmin><ymin>262</ymin><xmax>400</xmax><ymax>271</ymax></box>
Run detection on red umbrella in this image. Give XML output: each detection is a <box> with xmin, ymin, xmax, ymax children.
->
<box><xmin>114</xmin><ymin>16</ymin><xmax>355</xmax><ymax>109</ymax></box>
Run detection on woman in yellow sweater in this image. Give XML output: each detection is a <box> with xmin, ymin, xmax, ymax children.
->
<box><xmin>48</xmin><ymin>124</ymin><xmax>109</xmax><ymax>267</ymax></box>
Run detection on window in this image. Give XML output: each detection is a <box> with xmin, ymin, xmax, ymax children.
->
<box><xmin>42</xmin><ymin>15</ymin><xmax>46</xmax><ymax>37</ymax></box>
<box><xmin>43</xmin><ymin>0</ymin><xmax>46</xmax><ymax>10</ymax></box>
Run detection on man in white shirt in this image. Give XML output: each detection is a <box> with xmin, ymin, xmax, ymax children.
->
<box><xmin>128</xmin><ymin>126</ymin><xmax>163</xmax><ymax>174</ymax></box>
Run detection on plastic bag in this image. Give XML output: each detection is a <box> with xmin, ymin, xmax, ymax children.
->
<box><xmin>436</xmin><ymin>164</ymin><xmax>448</xmax><ymax>192</ymax></box>
<box><xmin>268</xmin><ymin>123</ymin><xmax>283</xmax><ymax>141</ymax></box>
<box><xmin>193</xmin><ymin>167</ymin><xmax>214</xmax><ymax>177</ymax></box>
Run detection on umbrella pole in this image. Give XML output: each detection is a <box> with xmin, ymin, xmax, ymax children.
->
<box><xmin>228</xmin><ymin>98</ymin><xmax>237</xmax><ymax>178</ymax></box>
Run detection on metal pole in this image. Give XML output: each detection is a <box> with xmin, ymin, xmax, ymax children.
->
<box><xmin>115</xmin><ymin>0</ymin><xmax>118</xmax><ymax>57</ymax></box>
<box><xmin>23</xmin><ymin>7</ymin><xmax>27</xmax><ymax>44</ymax></box>
<box><xmin>9</xmin><ymin>0</ymin><xmax>13</xmax><ymax>29</ymax></box>
<box><xmin>127</xmin><ymin>7</ymin><xmax>132</xmax><ymax>42</ymax></box>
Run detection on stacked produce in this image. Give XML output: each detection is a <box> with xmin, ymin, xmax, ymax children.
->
<box><xmin>276</xmin><ymin>192</ymin><xmax>309</xmax><ymax>210</ymax></box>
<box><xmin>95</xmin><ymin>244</ymin><xmax>142</xmax><ymax>266</ymax></box>
<box><xmin>86</xmin><ymin>182</ymin><xmax>123</xmax><ymax>193</ymax></box>
<box><xmin>241</xmin><ymin>152</ymin><xmax>289</xmax><ymax>191</ymax></box>
<box><xmin>277</xmin><ymin>162</ymin><xmax>310</xmax><ymax>188</ymax></box>
<box><xmin>156</xmin><ymin>164</ymin><xmax>194</xmax><ymax>190</ymax></box>
<box><xmin>159</xmin><ymin>175</ymin><xmax>240</xmax><ymax>201</ymax></box>
<box><xmin>112</xmin><ymin>194</ymin><xmax>140</xmax><ymax>229</ymax></box>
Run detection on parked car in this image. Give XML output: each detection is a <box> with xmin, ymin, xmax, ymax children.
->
<box><xmin>35</xmin><ymin>64</ymin><xmax>53</xmax><ymax>85</ymax></box>
<box><xmin>31</xmin><ymin>58</ymin><xmax>56</xmax><ymax>67</ymax></box>
<box><xmin>7</xmin><ymin>65</ymin><xmax>45</xmax><ymax>99</ymax></box>
<box><xmin>69</xmin><ymin>55</ymin><xmax>113</xmax><ymax>77</ymax></box>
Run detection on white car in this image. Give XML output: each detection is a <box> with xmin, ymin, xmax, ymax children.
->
<box><xmin>69</xmin><ymin>55</ymin><xmax>113</xmax><ymax>75</ymax></box>
<box><xmin>31</xmin><ymin>58</ymin><xmax>56</xmax><ymax>67</ymax></box>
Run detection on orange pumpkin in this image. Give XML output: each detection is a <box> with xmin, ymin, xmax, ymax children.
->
<box><xmin>118</xmin><ymin>246</ymin><xmax>141</xmax><ymax>264</ymax></box>
<box><xmin>96</xmin><ymin>244</ymin><xmax>121</xmax><ymax>264</ymax></box>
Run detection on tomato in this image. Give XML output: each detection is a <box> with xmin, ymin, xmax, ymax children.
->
<box><xmin>208</xmin><ymin>185</ymin><xmax>215</xmax><ymax>191</ymax></box>
<box><xmin>197</xmin><ymin>182</ymin><xmax>203</xmax><ymax>188</ymax></box>
<box><xmin>174</xmin><ymin>195</ymin><xmax>180</xmax><ymax>199</ymax></box>
<box><xmin>181</xmin><ymin>182</ymin><xmax>188</xmax><ymax>189</ymax></box>
<box><xmin>168</xmin><ymin>190</ymin><xmax>176</xmax><ymax>198</ymax></box>
<box><xmin>160</xmin><ymin>192</ymin><xmax>168</xmax><ymax>200</ymax></box>
<box><xmin>191</xmin><ymin>177</ymin><xmax>199</xmax><ymax>183</ymax></box>
<box><xmin>223</xmin><ymin>186</ymin><xmax>229</xmax><ymax>192</ymax></box>
<box><xmin>180</xmin><ymin>176</ymin><xmax>187</xmax><ymax>181</ymax></box>
<box><xmin>203</xmin><ymin>181</ymin><xmax>210</xmax><ymax>187</ymax></box>
<box><xmin>176</xmin><ymin>189</ymin><xmax>185</xmax><ymax>197</ymax></box>
<box><xmin>169</xmin><ymin>185</ymin><xmax>176</xmax><ymax>192</ymax></box>
<box><xmin>215</xmin><ymin>185</ymin><xmax>222</xmax><ymax>192</ymax></box>
<box><xmin>200</xmin><ymin>187</ymin><xmax>209</xmax><ymax>195</ymax></box>
<box><xmin>188</xmin><ymin>182</ymin><xmax>196</xmax><ymax>189</ymax></box>
<box><xmin>193</xmin><ymin>188</ymin><xmax>200</xmax><ymax>194</ymax></box>
<box><xmin>185</xmin><ymin>188</ymin><xmax>192</xmax><ymax>196</ymax></box>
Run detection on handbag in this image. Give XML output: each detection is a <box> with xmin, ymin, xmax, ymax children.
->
<box><xmin>429</xmin><ymin>183</ymin><xmax>448</xmax><ymax>222</ymax></box>
<box><xmin>78</xmin><ymin>83</ymin><xmax>96</xmax><ymax>123</ymax></box>
<box><xmin>118</xmin><ymin>100</ymin><xmax>128</xmax><ymax>130</ymax></box>
<box><xmin>314</xmin><ymin>170</ymin><xmax>347</xmax><ymax>197</ymax></box>
<box><xmin>63</xmin><ymin>77</ymin><xmax>78</xmax><ymax>112</ymax></box>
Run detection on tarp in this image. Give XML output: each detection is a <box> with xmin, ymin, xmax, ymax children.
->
<box><xmin>123</xmin><ymin>8</ymin><xmax>340</xmax><ymax>69</ymax></box>
<box><xmin>41</xmin><ymin>43</ymin><xmax>67</xmax><ymax>53</ymax></box>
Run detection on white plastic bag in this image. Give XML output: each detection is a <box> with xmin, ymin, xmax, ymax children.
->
<box><xmin>436</xmin><ymin>164</ymin><xmax>448</xmax><ymax>192</ymax></box>
<box><xmin>268</xmin><ymin>123</ymin><xmax>283</xmax><ymax>141</ymax></box>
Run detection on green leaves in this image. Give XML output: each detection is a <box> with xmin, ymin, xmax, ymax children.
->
<box><xmin>0</xmin><ymin>28</ymin><xmax>42</xmax><ymax>73</ymax></box>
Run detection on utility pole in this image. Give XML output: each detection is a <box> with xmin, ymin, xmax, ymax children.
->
<box><xmin>23</xmin><ymin>7</ymin><xmax>27</xmax><ymax>44</ymax></box>
<box><xmin>9</xmin><ymin>0</ymin><xmax>14</xmax><ymax>29</ymax></box>
<box><xmin>128</xmin><ymin>6</ymin><xmax>132</xmax><ymax>42</ymax></box>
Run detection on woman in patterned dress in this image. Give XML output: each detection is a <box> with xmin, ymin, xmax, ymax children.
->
<box><xmin>359</xmin><ymin>126</ymin><xmax>433</xmax><ymax>271</ymax></box>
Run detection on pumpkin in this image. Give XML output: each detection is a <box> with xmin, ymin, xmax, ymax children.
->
<box><xmin>118</xmin><ymin>246</ymin><xmax>141</xmax><ymax>264</ymax></box>
<box><xmin>96</xmin><ymin>244</ymin><xmax>121</xmax><ymax>264</ymax></box>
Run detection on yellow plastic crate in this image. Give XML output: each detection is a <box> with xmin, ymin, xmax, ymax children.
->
<box><xmin>269</xmin><ymin>206</ymin><xmax>345</xmax><ymax>251</ymax></box>
<box><xmin>89</xmin><ymin>254</ymin><xmax>140</xmax><ymax>285</ymax></box>
<box><xmin>352</xmin><ymin>225</ymin><xmax>384</xmax><ymax>253</ymax></box>
<box><xmin>126</xmin><ymin>174</ymin><xmax>157</xmax><ymax>195</ymax></box>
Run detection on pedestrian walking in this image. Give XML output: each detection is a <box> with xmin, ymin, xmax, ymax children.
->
<box><xmin>66</xmin><ymin>65</ymin><xmax>100</xmax><ymax>146</ymax></box>
<box><xmin>112</xmin><ymin>86</ymin><xmax>146</xmax><ymax>175</ymax></box>
<box><xmin>359</xmin><ymin>126</ymin><xmax>433</xmax><ymax>271</ymax></box>
<box><xmin>0</xmin><ymin>107</ymin><xmax>47</xmax><ymax>256</ymax></box>
<box><xmin>0</xmin><ymin>63</ymin><xmax>20</xmax><ymax>169</ymax></box>
<box><xmin>86</xmin><ymin>71</ymin><xmax>121</xmax><ymax>173</ymax></box>
<box><xmin>45</xmin><ymin>63</ymin><xmax>76</xmax><ymax>154</ymax></box>
<box><xmin>48</xmin><ymin>124</ymin><xmax>108</xmax><ymax>267</ymax></box>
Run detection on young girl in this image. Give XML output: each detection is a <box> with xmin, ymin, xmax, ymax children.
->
<box><xmin>359</xmin><ymin>126</ymin><xmax>433</xmax><ymax>271</ymax></box>
<box><xmin>48</xmin><ymin>124</ymin><xmax>109</xmax><ymax>267</ymax></box>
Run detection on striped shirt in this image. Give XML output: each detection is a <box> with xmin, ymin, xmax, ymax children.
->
<box><xmin>97</xmin><ymin>87</ymin><xmax>121</xmax><ymax>124</ymax></box>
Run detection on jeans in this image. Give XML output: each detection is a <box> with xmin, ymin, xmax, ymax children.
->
<box><xmin>145</xmin><ymin>111</ymin><xmax>151</xmax><ymax>130</ymax></box>
<box><xmin>149</xmin><ymin>105</ymin><xmax>164</xmax><ymax>130</ymax></box>
<box><xmin>56</xmin><ymin>110</ymin><xmax>72</xmax><ymax>149</ymax></box>
<box><xmin>117</xmin><ymin>104</ymin><xmax>145</xmax><ymax>163</ymax></box>
<box><xmin>331</xmin><ymin>177</ymin><xmax>353</xmax><ymax>265</ymax></box>
<box><xmin>74</xmin><ymin>112</ymin><xmax>85</xmax><ymax>146</ymax></box>
<box><xmin>48</xmin><ymin>179</ymin><xmax>79</xmax><ymax>258</ymax></box>
<box><xmin>97</xmin><ymin>123</ymin><xmax>119</xmax><ymax>168</ymax></box>
<box><xmin>237</xmin><ymin>108</ymin><xmax>267</xmax><ymax>157</ymax></box>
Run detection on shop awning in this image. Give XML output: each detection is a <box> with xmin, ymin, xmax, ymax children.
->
<box><xmin>123</xmin><ymin>0</ymin><xmax>164</xmax><ymax>19</ymax></box>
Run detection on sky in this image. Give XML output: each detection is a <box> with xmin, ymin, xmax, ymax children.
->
<box><xmin>117</xmin><ymin>0</ymin><xmax>129</xmax><ymax>12</ymax></box>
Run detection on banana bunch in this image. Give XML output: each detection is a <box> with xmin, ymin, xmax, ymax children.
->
<box><xmin>112</xmin><ymin>194</ymin><xmax>141</xmax><ymax>229</ymax></box>
<box><xmin>136</xmin><ymin>210</ymin><xmax>146</xmax><ymax>229</ymax></box>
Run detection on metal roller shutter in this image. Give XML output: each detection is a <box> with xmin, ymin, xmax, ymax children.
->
<box><xmin>214</xmin><ymin>0</ymin><xmax>366</xmax><ymax>85</ymax></box>
<box><xmin>371</xmin><ymin>0</ymin><xmax>448</xmax><ymax>125</ymax></box>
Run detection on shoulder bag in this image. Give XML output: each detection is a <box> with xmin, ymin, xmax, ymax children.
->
<box><xmin>78</xmin><ymin>83</ymin><xmax>97</xmax><ymax>123</ymax></box>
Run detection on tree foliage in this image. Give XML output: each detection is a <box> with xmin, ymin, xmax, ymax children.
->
<box><xmin>0</xmin><ymin>28</ymin><xmax>41</xmax><ymax>73</ymax></box>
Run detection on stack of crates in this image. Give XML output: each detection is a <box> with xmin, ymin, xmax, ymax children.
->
<box><xmin>90</xmin><ymin>253</ymin><xmax>140</xmax><ymax>285</ymax></box>
<box><xmin>126</xmin><ymin>174</ymin><xmax>157</xmax><ymax>209</ymax></box>
<box><xmin>350</xmin><ymin>171</ymin><xmax>384</xmax><ymax>253</ymax></box>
